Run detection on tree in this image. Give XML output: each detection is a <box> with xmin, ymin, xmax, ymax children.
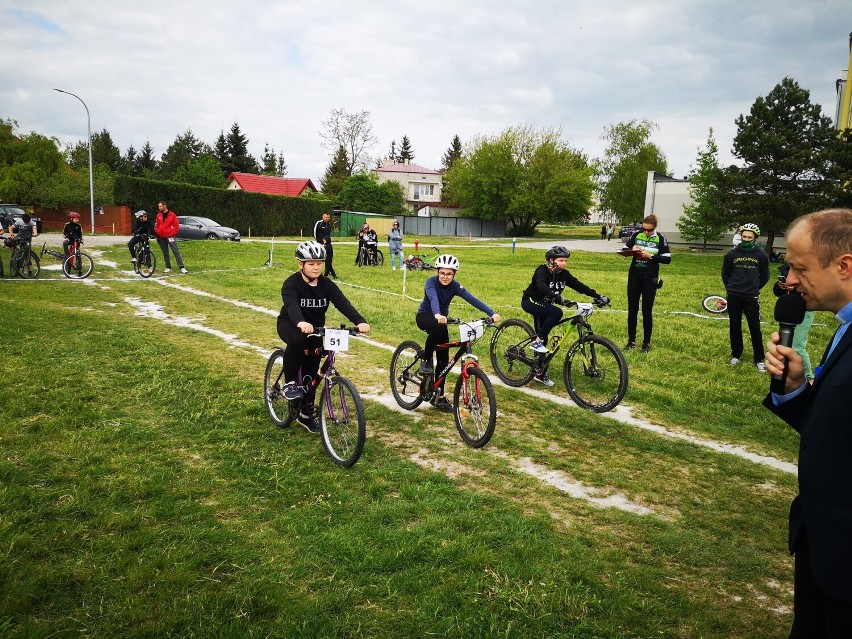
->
<box><xmin>445</xmin><ymin>125</ymin><xmax>595</xmax><ymax>235</ymax></box>
<box><xmin>597</xmin><ymin>120</ymin><xmax>668</xmax><ymax>225</ymax></box>
<box><xmin>67</xmin><ymin>128</ymin><xmax>122</xmax><ymax>172</ymax></box>
<box><xmin>174</xmin><ymin>156</ymin><xmax>225</xmax><ymax>187</ymax></box>
<box><xmin>137</xmin><ymin>140</ymin><xmax>158</xmax><ymax>177</ymax></box>
<box><xmin>441</xmin><ymin>134</ymin><xmax>463</xmax><ymax>203</ymax></box>
<box><xmin>386</xmin><ymin>140</ymin><xmax>398</xmax><ymax>164</ymax></box>
<box><xmin>119</xmin><ymin>145</ymin><xmax>139</xmax><ymax>176</ymax></box>
<box><xmin>677</xmin><ymin>128</ymin><xmax>731</xmax><ymax>248</ymax></box>
<box><xmin>260</xmin><ymin>143</ymin><xmax>287</xmax><ymax>176</ymax></box>
<box><xmin>159</xmin><ymin>129</ymin><xmax>208</xmax><ymax>179</ymax></box>
<box><xmin>319</xmin><ymin>108</ymin><xmax>377</xmax><ymax>175</ymax></box>
<box><xmin>724</xmin><ymin>77</ymin><xmax>838</xmax><ymax>253</ymax></box>
<box><xmin>226</xmin><ymin>123</ymin><xmax>259</xmax><ymax>174</ymax></box>
<box><xmin>337</xmin><ymin>172</ymin><xmax>406</xmax><ymax>215</ymax></box>
<box><xmin>320</xmin><ymin>145</ymin><xmax>350</xmax><ymax>199</ymax></box>
<box><xmin>398</xmin><ymin>135</ymin><xmax>414</xmax><ymax>162</ymax></box>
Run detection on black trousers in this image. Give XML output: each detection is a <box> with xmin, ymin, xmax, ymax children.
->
<box><xmin>276</xmin><ymin>317</ymin><xmax>322</xmax><ymax>405</ymax></box>
<box><xmin>789</xmin><ymin>529</ymin><xmax>852</xmax><ymax>638</ymax></box>
<box><xmin>324</xmin><ymin>244</ymin><xmax>337</xmax><ymax>278</ymax></box>
<box><xmin>416</xmin><ymin>312</ymin><xmax>449</xmax><ymax>394</ymax></box>
<box><xmin>726</xmin><ymin>292</ymin><xmax>764</xmax><ymax>362</ymax></box>
<box><xmin>626</xmin><ymin>270</ymin><xmax>658</xmax><ymax>344</ymax></box>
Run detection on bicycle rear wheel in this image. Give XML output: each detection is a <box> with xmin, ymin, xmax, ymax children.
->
<box><xmin>18</xmin><ymin>250</ymin><xmax>40</xmax><ymax>279</ymax></box>
<box><xmin>702</xmin><ymin>295</ymin><xmax>727</xmax><ymax>314</ymax></box>
<box><xmin>389</xmin><ymin>340</ymin><xmax>425</xmax><ymax>410</ymax></box>
<box><xmin>264</xmin><ymin>349</ymin><xmax>299</xmax><ymax>428</ymax></box>
<box><xmin>453</xmin><ymin>365</ymin><xmax>497</xmax><ymax>448</ymax></box>
<box><xmin>321</xmin><ymin>376</ymin><xmax>366</xmax><ymax>467</ymax></box>
<box><xmin>563</xmin><ymin>335</ymin><xmax>628</xmax><ymax>413</ymax></box>
<box><xmin>375</xmin><ymin>249</ymin><xmax>384</xmax><ymax>266</ymax></box>
<box><xmin>489</xmin><ymin>318</ymin><xmax>537</xmax><ymax>386</ymax></box>
<box><xmin>63</xmin><ymin>252</ymin><xmax>93</xmax><ymax>279</ymax></box>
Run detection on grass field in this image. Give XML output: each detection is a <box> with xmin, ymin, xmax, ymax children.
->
<box><xmin>0</xmin><ymin>236</ymin><xmax>825</xmax><ymax>637</ymax></box>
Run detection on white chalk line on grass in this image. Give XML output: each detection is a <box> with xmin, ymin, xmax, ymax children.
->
<box><xmin>139</xmin><ymin>280</ymin><xmax>797</xmax><ymax>475</ymax></box>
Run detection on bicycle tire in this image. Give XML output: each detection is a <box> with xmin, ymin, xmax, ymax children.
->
<box><xmin>563</xmin><ymin>334</ymin><xmax>628</xmax><ymax>413</ymax></box>
<box><xmin>264</xmin><ymin>349</ymin><xmax>299</xmax><ymax>428</ymax></box>
<box><xmin>453</xmin><ymin>365</ymin><xmax>497</xmax><ymax>448</ymax></box>
<box><xmin>489</xmin><ymin>318</ymin><xmax>537</xmax><ymax>386</ymax></box>
<box><xmin>375</xmin><ymin>249</ymin><xmax>384</xmax><ymax>266</ymax></box>
<box><xmin>63</xmin><ymin>252</ymin><xmax>93</xmax><ymax>279</ymax></box>
<box><xmin>18</xmin><ymin>250</ymin><xmax>40</xmax><ymax>279</ymax></box>
<box><xmin>702</xmin><ymin>295</ymin><xmax>728</xmax><ymax>314</ymax></box>
<box><xmin>390</xmin><ymin>340</ymin><xmax>425</xmax><ymax>410</ymax></box>
<box><xmin>321</xmin><ymin>376</ymin><xmax>366</xmax><ymax>467</ymax></box>
<box><xmin>0</xmin><ymin>253</ymin><xmax>4</xmax><ymax>278</ymax></box>
<box><xmin>134</xmin><ymin>245</ymin><xmax>156</xmax><ymax>278</ymax></box>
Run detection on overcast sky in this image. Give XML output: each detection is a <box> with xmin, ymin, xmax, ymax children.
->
<box><xmin>2</xmin><ymin>1</ymin><xmax>851</xmax><ymax>186</ymax></box>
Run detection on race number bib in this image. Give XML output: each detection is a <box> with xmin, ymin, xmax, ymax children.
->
<box><xmin>457</xmin><ymin>320</ymin><xmax>484</xmax><ymax>342</ymax></box>
<box><xmin>323</xmin><ymin>329</ymin><xmax>350</xmax><ymax>351</ymax></box>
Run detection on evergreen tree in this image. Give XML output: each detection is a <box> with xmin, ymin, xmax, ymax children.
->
<box><xmin>442</xmin><ymin>135</ymin><xmax>463</xmax><ymax>170</ymax></box>
<box><xmin>398</xmin><ymin>135</ymin><xmax>414</xmax><ymax>162</ymax></box>
<box><xmin>387</xmin><ymin>140</ymin><xmax>397</xmax><ymax>164</ymax></box>
<box><xmin>120</xmin><ymin>145</ymin><xmax>139</xmax><ymax>176</ymax></box>
<box><xmin>137</xmin><ymin>140</ymin><xmax>158</xmax><ymax>175</ymax></box>
<box><xmin>214</xmin><ymin>131</ymin><xmax>234</xmax><ymax>177</ymax></box>
<box><xmin>159</xmin><ymin>129</ymin><xmax>207</xmax><ymax>179</ymax></box>
<box><xmin>260</xmin><ymin>143</ymin><xmax>288</xmax><ymax>176</ymax></box>
<box><xmin>677</xmin><ymin>128</ymin><xmax>730</xmax><ymax>247</ymax></box>
<box><xmin>67</xmin><ymin>129</ymin><xmax>121</xmax><ymax>172</ymax></box>
<box><xmin>321</xmin><ymin>145</ymin><xmax>350</xmax><ymax>198</ymax></box>
<box><xmin>226</xmin><ymin>122</ymin><xmax>259</xmax><ymax>174</ymax></box>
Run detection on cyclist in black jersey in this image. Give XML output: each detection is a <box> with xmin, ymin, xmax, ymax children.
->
<box><xmin>624</xmin><ymin>214</ymin><xmax>671</xmax><ymax>353</ymax></box>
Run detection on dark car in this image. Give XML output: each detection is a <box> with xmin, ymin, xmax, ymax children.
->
<box><xmin>176</xmin><ymin>216</ymin><xmax>240</xmax><ymax>241</ymax></box>
<box><xmin>619</xmin><ymin>223</ymin><xmax>643</xmax><ymax>243</ymax></box>
<box><xmin>0</xmin><ymin>204</ymin><xmax>42</xmax><ymax>234</ymax></box>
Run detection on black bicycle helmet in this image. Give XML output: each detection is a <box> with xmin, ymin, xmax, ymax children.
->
<box><xmin>545</xmin><ymin>246</ymin><xmax>570</xmax><ymax>261</ymax></box>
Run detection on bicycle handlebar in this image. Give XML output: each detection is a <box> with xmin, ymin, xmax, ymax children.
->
<box><xmin>557</xmin><ymin>297</ymin><xmax>610</xmax><ymax>309</ymax></box>
<box><xmin>446</xmin><ymin>317</ymin><xmax>495</xmax><ymax>326</ymax></box>
<box><xmin>308</xmin><ymin>325</ymin><xmax>364</xmax><ymax>338</ymax></box>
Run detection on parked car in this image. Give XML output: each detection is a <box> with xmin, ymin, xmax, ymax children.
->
<box><xmin>619</xmin><ymin>223</ymin><xmax>643</xmax><ymax>243</ymax></box>
<box><xmin>176</xmin><ymin>216</ymin><xmax>240</xmax><ymax>241</ymax></box>
<box><xmin>0</xmin><ymin>204</ymin><xmax>42</xmax><ymax>234</ymax></box>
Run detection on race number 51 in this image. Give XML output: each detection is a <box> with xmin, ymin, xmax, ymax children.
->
<box><xmin>324</xmin><ymin>329</ymin><xmax>350</xmax><ymax>352</ymax></box>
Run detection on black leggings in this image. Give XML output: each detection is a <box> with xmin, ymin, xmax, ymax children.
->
<box><xmin>521</xmin><ymin>296</ymin><xmax>563</xmax><ymax>343</ymax></box>
<box><xmin>416</xmin><ymin>312</ymin><xmax>449</xmax><ymax>394</ymax></box>
<box><xmin>626</xmin><ymin>271</ymin><xmax>658</xmax><ymax>344</ymax></box>
<box><xmin>726</xmin><ymin>292</ymin><xmax>764</xmax><ymax>362</ymax></box>
<box><xmin>276</xmin><ymin>317</ymin><xmax>322</xmax><ymax>404</ymax></box>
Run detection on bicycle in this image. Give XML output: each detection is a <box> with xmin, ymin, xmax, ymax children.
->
<box><xmin>356</xmin><ymin>243</ymin><xmax>383</xmax><ymax>267</ymax></box>
<box><xmin>489</xmin><ymin>299</ymin><xmax>628</xmax><ymax>413</ymax></box>
<box><xmin>702</xmin><ymin>294</ymin><xmax>728</xmax><ymax>314</ymax></box>
<box><xmin>403</xmin><ymin>246</ymin><xmax>441</xmax><ymax>271</ymax></box>
<box><xmin>264</xmin><ymin>325</ymin><xmax>366</xmax><ymax>467</ymax></box>
<box><xmin>8</xmin><ymin>239</ymin><xmax>40</xmax><ymax>279</ymax></box>
<box><xmin>390</xmin><ymin>317</ymin><xmax>497</xmax><ymax>448</ymax></box>
<box><xmin>131</xmin><ymin>235</ymin><xmax>156</xmax><ymax>278</ymax></box>
<box><xmin>40</xmin><ymin>241</ymin><xmax>93</xmax><ymax>279</ymax></box>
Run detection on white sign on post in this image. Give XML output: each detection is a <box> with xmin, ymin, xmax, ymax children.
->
<box><xmin>323</xmin><ymin>329</ymin><xmax>350</xmax><ymax>352</ymax></box>
<box><xmin>457</xmin><ymin>320</ymin><xmax>484</xmax><ymax>343</ymax></box>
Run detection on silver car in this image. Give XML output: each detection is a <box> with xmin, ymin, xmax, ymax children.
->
<box><xmin>177</xmin><ymin>216</ymin><xmax>240</xmax><ymax>241</ymax></box>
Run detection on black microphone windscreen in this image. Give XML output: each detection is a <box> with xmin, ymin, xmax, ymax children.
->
<box><xmin>774</xmin><ymin>293</ymin><xmax>806</xmax><ymax>325</ymax></box>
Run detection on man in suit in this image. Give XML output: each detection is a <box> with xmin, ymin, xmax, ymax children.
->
<box><xmin>764</xmin><ymin>208</ymin><xmax>852</xmax><ymax>638</ymax></box>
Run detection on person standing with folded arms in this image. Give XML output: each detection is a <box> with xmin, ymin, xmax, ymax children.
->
<box><xmin>764</xmin><ymin>208</ymin><xmax>852</xmax><ymax>638</ymax></box>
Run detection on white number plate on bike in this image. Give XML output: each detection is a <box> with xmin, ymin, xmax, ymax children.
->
<box><xmin>457</xmin><ymin>320</ymin><xmax>484</xmax><ymax>342</ymax></box>
<box><xmin>323</xmin><ymin>329</ymin><xmax>350</xmax><ymax>352</ymax></box>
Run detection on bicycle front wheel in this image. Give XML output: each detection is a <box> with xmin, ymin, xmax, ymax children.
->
<box><xmin>321</xmin><ymin>376</ymin><xmax>366</xmax><ymax>467</ymax></box>
<box><xmin>563</xmin><ymin>335</ymin><xmax>628</xmax><ymax>413</ymax></box>
<box><xmin>19</xmin><ymin>250</ymin><xmax>40</xmax><ymax>279</ymax></box>
<box><xmin>454</xmin><ymin>366</ymin><xmax>497</xmax><ymax>448</ymax></box>
<box><xmin>702</xmin><ymin>295</ymin><xmax>727</xmax><ymax>314</ymax></box>
<box><xmin>63</xmin><ymin>253</ymin><xmax>93</xmax><ymax>279</ymax></box>
<box><xmin>264</xmin><ymin>349</ymin><xmax>298</xmax><ymax>428</ymax></box>
<box><xmin>135</xmin><ymin>246</ymin><xmax>156</xmax><ymax>278</ymax></box>
<box><xmin>375</xmin><ymin>249</ymin><xmax>384</xmax><ymax>266</ymax></box>
<box><xmin>489</xmin><ymin>318</ymin><xmax>537</xmax><ymax>386</ymax></box>
<box><xmin>389</xmin><ymin>340</ymin><xmax>425</xmax><ymax>410</ymax></box>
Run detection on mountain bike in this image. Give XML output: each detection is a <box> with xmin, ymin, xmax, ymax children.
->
<box><xmin>489</xmin><ymin>299</ymin><xmax>628</xmax><ymax>413</ymax></box>
<box><xmin>264</xmin><ymin>326</ymin><xmax>366</xmax><ymax>467</ymax></box>
<box><xmin>356</xmin><ymin>243</ymin><xmax>383</xmax><ymax>267</ymax></box>
<box><xmin>403</xmin><ymin>246</ymin><xmax>441</xmax><ymax>270</ymax></box>
<box><xmin>40</xmin><ymin>241</ymin><xmax>93</xmax><ymax>279</ymax></box>
<box><xmin>131</xmin><ymin>235</ymin><xmax>156</xmax><ymax>278</ymax></box>
<box><xmin>9</xmin><ymin>239</ymin><xmax>40</xmax><ymax>279</ymax></box>
<box><xmin>390</xmin><ymin>317</ymin><xmax>497</xmax><ymax>448</ymax></box>
<box><xmin>702</xmin><ymin>294</ymin><xmax>728</xmax><ymax>314</ymax></box>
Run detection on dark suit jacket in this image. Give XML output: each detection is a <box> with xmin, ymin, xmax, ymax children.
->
<box><xmin>763</xmin><ymin>324</ymin><xmax>852</xmax><ymax>602</ymax></box>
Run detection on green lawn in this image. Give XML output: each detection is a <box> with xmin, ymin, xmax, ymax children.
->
<box><xmin>0</xmin><ymin>237</ymin><xmax>817</xmax><ymax>637</ymax></box>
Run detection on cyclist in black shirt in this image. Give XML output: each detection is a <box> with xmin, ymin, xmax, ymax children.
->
<box><xmin>128</xmin><ymin>210</ymin><xmax>155</xmax><ymax>265</ymax></box>
<box><xmin>63</xmin><ymin>211</ymin><xmax>84</xmax><ymax>258</ymax></box>
<box><xmin>277</xmin><ymin>241</ymin><xmax>370</xmax><ymax>432</ymax></box>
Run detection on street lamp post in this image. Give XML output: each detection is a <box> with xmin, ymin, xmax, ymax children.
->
<box><xmin>54</xmin><ymin>88</ymin><xmax>95</xmax><ymax>235</ymax></box>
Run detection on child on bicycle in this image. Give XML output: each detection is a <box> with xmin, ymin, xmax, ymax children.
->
<box><xmin>128</xmin><ymin>210</ymin><xmax>155</xmax><ymax>265</ymax></box>
<box><xmin>522</xmin><ymin>246</ymin><xmax>609</xmax><ymax>386</ymax></box>
<box><xmin>62</xmin><ymin>211</ymin><xmax>83</xmax><ymax>258</ymax></box>
<box><xmin>416</xmin><ymin>254</ymin><xmax>502</xmax><ymax>412</ymax></box>
<box><xmin>9</xmin><ymin>213</ymin><xmax>37</xmax><ymax>245</ymax></box>
<box><xmin>357</xmin><ymin>223</ymin><xmax>378</xmax><ymax>266</ymax></box>
<box><xmin>278</xmin><ymin>241</ymin><xmax>371</xmax><ymax>433</ymax></box>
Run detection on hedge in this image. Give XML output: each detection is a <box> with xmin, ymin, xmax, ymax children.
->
<box><xmin>113</xmin><ymin>176</ymin><xmax>333</xmax><ymax>236</ymax></box>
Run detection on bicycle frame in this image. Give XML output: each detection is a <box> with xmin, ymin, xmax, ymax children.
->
<box><xmin>525</xmin><ymin>304</ymin><xmax>596</xmax><ymax>371</ymax></box>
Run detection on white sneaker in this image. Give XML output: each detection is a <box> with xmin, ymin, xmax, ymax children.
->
<box><xmin>164</xmin><ymin>268</ymin><xmax>171</xmax><ymax>273</ymax></box>
<box><xmin>180</xmin><ymin>267</ymin><xmax>188</xmax><ymax>274</ymax></box>
<box><xmin>131</xmin><ymin>257</ymin><xmax>137</xmax><ymax>263</ymax></box>
<box><xmin>529</xmin><ymin>340</ymin><xmax>549</xmax><ymax>354</ymax></box>
<box><xmin>533</xmin><ymin>373</ymin><xmax>555</xmax><ymax>387</ymax></box>
<box><xmin>755</xmin><ymin>362</ymin><xmax>766</xmax><ymax>373</ymax></box>
<box><xmin>392</xmin><ymin>266</ymin><xmax>396</xmax><ymax>271</ymax></box>
<box><xmin>729</xmin><ymin>357</ymin><xmax>740</xmax><ymax>366</ymax></box>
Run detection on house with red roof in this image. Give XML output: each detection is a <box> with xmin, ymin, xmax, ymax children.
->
<box><xmin>226</xmin><ymin>172</ymin><xmax>317</xmax><ymax>197</ymax></box>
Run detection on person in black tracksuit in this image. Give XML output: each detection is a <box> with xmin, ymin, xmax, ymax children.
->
<box><xmin>313</xmin><ymin>212</ymin><xmax>336</xmax><ymax>278</ymax></box>
<box><xmin>278</xmin><ymin>241</ymin><xmax>370</xmax><ymax>432</ymax></box>
<box><xmin>62</xmin><ymin>212</ymin><xmax>83</xmax><ymax>257</ymax></box>
<box><xmin>128</xmin><ymin>210</ymin><xmax>155</xmax><ymax>263</ymax></box>
<box><xmin>624</xmin><ymin>214</ymin><xmax>672</xmax><ymax>353</ymax></box>
<box><xmin>722</xmin><ymin>223</ymin><xmax>769</xmax><ymax>370</ymax></box>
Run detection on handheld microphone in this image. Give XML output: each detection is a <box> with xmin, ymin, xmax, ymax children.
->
<box><xmin>770</xmin><ymin>293</ymin><xmax>807</xmax><ymax>394</ymax></box>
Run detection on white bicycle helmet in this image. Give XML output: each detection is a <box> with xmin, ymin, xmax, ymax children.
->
<box><xmin>295</xmin><ymin>241</ymin><xmax>326</xmax><ymax>261</ymax></box>
<box><xmin>740</xmin><ymin>222</ymin><xmax>760</xmax><ymax>236</ymax></box>
<box><xmin>434</xmin><ymin>254</ymin><xmax>460</xmax><ymax>271</ymax></box>
<box><xmin>135</xmin><ymin>210</ymin><xmax>148</xmax><ymax>219</ymax></box>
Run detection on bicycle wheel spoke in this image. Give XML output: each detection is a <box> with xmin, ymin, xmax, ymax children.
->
<box><xmin>489</xmin><ymin>318</ymin><xmax>536</xmax><ymax>386</ymax></box>
<box><xmin>321</xmin><ymin>376</ymin><xmax>366</xmax><ymax>467</ymax></box>
<box><xmin>390</xmin><ymin>340</ymin><xmax>425</xmax><ymax>410</ymax></box>
<box><xmin>454</xmin><ymin>366</ymin><xmax>496</xmax><ymax>448</ymax></box>
<box><xmin>563</xmin><ymin>335</ymin><xmax>628</xmax><ymax>413</ymax></box>
<box><xmin>264</xmin><ymin>350</ymin><xmax>297</xmax><ymax>428</ymax></box>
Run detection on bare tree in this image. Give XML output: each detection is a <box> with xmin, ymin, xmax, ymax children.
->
<box><xmin>319</xmin><ymin>108</ymin><xmax>377</xmax><ymax>175</ymax></box>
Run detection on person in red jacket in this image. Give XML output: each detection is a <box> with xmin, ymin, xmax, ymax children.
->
<box><xmin>154</xmin><ymin>200</ymin><xmax>188</xmax><ymax>274</ymax></box>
